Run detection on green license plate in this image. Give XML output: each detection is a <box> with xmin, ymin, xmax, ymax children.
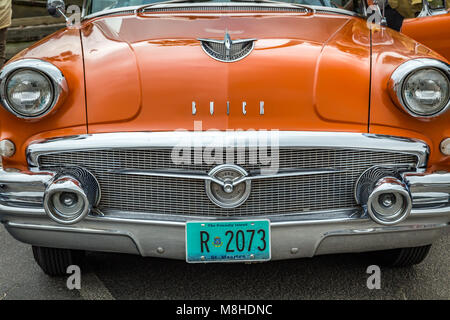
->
<box><xmin>186</xmin><ymin>220</ymin><xmax>271</xmax><ymax>263</ymax></box>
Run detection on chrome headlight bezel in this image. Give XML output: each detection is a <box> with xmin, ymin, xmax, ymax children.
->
<box><xmin>388</xmin><ymin>58</ymin><xmax>450</xmax><ymax>119</ymax></box>
<box><xmin>0</xmin><ymin>59</ymin><xmax>68</xmax><ymax>119</ymax></box>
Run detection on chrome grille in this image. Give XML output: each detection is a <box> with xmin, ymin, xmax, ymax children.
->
<box><xmin>38</xmin><ymin>148</ymin><xmax>418</xmax><ymax>217</ymax></box>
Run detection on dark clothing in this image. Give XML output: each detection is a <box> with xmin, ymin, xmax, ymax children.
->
<box><xmin>384</xmin><ymin>4</ymin><xmax>405</xmax><ymax>31</ymax></box>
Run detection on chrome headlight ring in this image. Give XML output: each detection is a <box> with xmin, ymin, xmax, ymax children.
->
<box><xmin>388</xmin><ymin>58</ymin><xmax>450</xmax><ymax>119</ymax></box>
<box><xmin>0</xmin><ymin>59</ymin><xmax>68</xmax><ymax>119</ymax></box>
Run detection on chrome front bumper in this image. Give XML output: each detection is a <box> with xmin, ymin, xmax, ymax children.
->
<box><xmin>1</xmin><ymin>131</ymin><xmax>450</xmax><ymax>260</ymax></box>
<box><xmin>1</xmin><ymin>168</ymin><xmax>449</xmax><ymax>260</ymax></box>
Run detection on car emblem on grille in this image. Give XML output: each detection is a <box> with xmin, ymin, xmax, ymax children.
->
<box><xmin>205</xmin><ymin>164</ymin><xmax>251</xmax><ymax>209</ymax></box>
<box><xmin>198</xmin><ymin>32</ymin><xmax>256</xmax><ymax>62</ymax></box>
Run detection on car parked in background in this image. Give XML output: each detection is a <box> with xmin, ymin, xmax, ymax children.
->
<box><xmin>401</xmin><ymin>0</ymin><xmax>450</xmax><ymax>60</ymax></box>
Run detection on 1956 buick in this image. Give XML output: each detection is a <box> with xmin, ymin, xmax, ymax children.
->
<box><xmin>0</xmin><ymin>0</ymin><xmax>449</xmax><ymax>276</ymax></box>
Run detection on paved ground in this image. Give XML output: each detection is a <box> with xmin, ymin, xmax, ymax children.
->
<box><xmin>0</xmin><ymin>226</ymin><xmax>448</xmax><ymax>300</ymax></box>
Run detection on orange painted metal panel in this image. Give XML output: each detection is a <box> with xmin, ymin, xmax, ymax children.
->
<box><xmin>0</xmin><ymin>12</ymin><xmax>448</xmax><ymax>173</ymax></box>
<box><xmin>402</xmin><ymin>11</ymin><xmax>450</xmax><ymax>61</ymax></box>
<box><xmin>369</xmin><ymin>26</ymin><xmax>450</xmax><ymax>171</ymax></box>
<box><xmin>82</xmin><ymin>13</ymin><xmax>371</xmax><ymax>133</ymax></box>
<box><xmin>0</xmin><ymin>28</ymin><xmax>87</xmax><ymax>169</ymax></box>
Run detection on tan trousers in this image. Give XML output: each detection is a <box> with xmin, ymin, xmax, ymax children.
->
<box><xmin>0</xmin><ymin>27</ymin><xmax>7</xmax><ymax>68</ymax></box>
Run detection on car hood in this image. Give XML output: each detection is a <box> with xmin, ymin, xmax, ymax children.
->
<box><xmin>81</xmin><ymin>12</ymin><xmax>371</xmax><ymax>133</ymax></box>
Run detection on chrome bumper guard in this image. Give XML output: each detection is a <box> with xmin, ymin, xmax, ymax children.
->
<box><xmin>1</xmin><ymin>168</ymin><xmax>449</xmax><ymax>260</ymax></box>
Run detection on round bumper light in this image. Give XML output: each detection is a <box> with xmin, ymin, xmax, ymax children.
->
<box><xmin>441</xmin><ymin>138</ymin><xmax>450</xmax><ymax>156</ymax></box>
<box><xmin>366</xmin><ymin>177</ymin><xmax>412</xmax><ymax>225</ymax></box>
<box><xmin>0</xmin><ymin>139</ymin><xmax>15</xmax><ymax>157</ymax></box>
<box><xmin>43</xmin><ymin>168</ymin><xmax>100</xmax><ymax>224</ymax></box>
<box><xmin>44</xmin><ymin>177</ymin><xmax>89</xmax><ymax>224</ymax></box>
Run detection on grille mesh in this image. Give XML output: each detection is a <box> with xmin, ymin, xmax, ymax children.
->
<box><xmin>38</xmin><ymin>148</ymin><xmax>418</xmax><ymax>217</ymax></box>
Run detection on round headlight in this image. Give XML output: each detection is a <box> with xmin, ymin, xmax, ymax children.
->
<box><xmin>402</xmin><ymin>68</ymin><xmax>449</xmax><ymax>116</ymax></box>
<box><xmin>5</xmin><ymin>69</ymin><xmax>54</xmax><ymax>117</ymax></box>
<box><xmin>0</xmin><ymin>59</ymin><xmax>68</xmax><ymax>119</ymax></box>
<box><xmin>389</xmin><ymin>59</ymin><xmax>450</xmax><ymax>118</ymax></box>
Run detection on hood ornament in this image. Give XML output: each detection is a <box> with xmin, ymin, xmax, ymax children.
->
<box><xmin>198</xmin><ymin>31</ymin><xmax>256</xmax><ymax>62</ymax></box>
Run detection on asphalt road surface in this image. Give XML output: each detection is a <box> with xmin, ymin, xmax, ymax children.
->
<box><xmin>0</xmin><ymin>226</ymin><xmax>448</xmax><ymax>300</ymax></box>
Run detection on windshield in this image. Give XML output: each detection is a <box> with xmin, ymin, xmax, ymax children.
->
<box><xmin>87</xmin><ymin>0</ymin><xmax>364</xmax><ymax>15</ymax></box>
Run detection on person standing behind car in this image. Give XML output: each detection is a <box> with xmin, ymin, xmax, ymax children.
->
<box><xmin>0</xmin><ymin>0</ymin><xmax>12</xmax><ymax>68</ymax></box>
<box><xmin>388</xmin><ymin>0</ymin><xmax>424</xmax><ymax>18</ymax></box>
<box><xmin>384</xmin><ymin>0</ymin><xmax>443</xmax><ymax>31</ymax></box>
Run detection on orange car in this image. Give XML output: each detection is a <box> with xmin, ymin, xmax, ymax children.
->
<box><xmin>0</xmin><ymin>0</ymin><xmax>449</xmax><ymax>275</ymax></box>
<box><xmin>401</xmin><ymin>0</ymin><xmax>450</xmax><ymax>60</ymax></box>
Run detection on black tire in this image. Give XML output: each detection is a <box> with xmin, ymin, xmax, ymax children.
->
<box><xmin>367</xmin><ymin>245</ymin><xmax>432</xmax><ymax>267</ymax></box>
<box><xmin>32</xmin><ymin>246</ymin><xmax>85</xmax><ymax>276</ymax></box>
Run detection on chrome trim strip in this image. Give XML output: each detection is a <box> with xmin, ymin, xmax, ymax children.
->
<box><xmin>307</xmin><ymin>4</ymin><xmax>358</xmax><ymax>16</ymax></box>
<box><xmin>0</xmin><ymin>59</ymin><xmax>69</xmax><ymax>119</ymax></box>
<box><xmin>404</xmin><ymin>172</ymin><xmax>450</xmax><ymax>208</ymax></box>
<box><xmin>198</xmin><ymin>37</ymin><xmax>257</xmax><ymax>45</ymax></box>
<box><xmin>2</xmin><ymin>202</ymin><xmax>449</xmax><ymax>222</ymax></box>
<box><xmin>404</xmin><ymin>172</ymin><xmax>450</xmax><ymax>194</ymax></box>
<box><xmin>322</xmin><ymin>222</ymin><xmax>448</xmax><ymax>236</ymax></box>
<box><xmin>26</xmin><ymin>132</ymin><xmax>429</xmax><ymax>168</ymax></box>
<box><xmin>413</xmin><ymin>192</ymin><xmax>449</xmax><ymax>205</ymax></box>
<box><xmin>137</xmin><ymin>0</ymin><xmax>314</xmax><ymax>16</ymax></box>
<box><xmin>0</xmin><ymin>170</ymin><xmax>55</xmax><ymax>185</ymax></box>
<box><xmin>5</xmin><ymin>221</ymin><xmax>132</xmax><ymax>235</ymax></box>
<box><xmin>108</xmin><ymin>168</ymin><xmax>228</xmax><ymax>186</ymax></box>
<box><xmin>82</xmin><ymin>2</ymin><xmax>358</xmax><ymax>21</ymax></box>
<box><xmin>83</xmin><ymin>5</ymin><xmax>137</xmax><ymax>20</ymax></box>
<box><xmin>91</xmin><ymin>207</ymin><xmax>360</xmax><ymax>224</ymax></box>
<box><xmin>0</xmin><ymin>170</ymin><xmax>54</xmax><ymax>215</ymax></box>
<box><xmin>6</xmin><ymin>215</ymin><xmax>448</xmax><ymax>233</ymax></box>
<box><xmin>81</xmin><ymin>0</ymin><xmax>88</xmax><ymax>18</ymax></box>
